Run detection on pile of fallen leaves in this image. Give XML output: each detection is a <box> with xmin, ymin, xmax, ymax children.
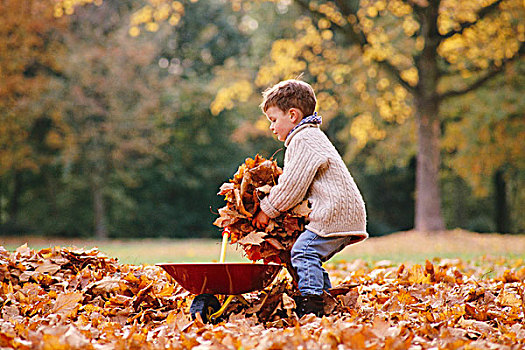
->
<box><xmin>1</xmin><ymin>244</ymin><xmax>525</xmax><ymax>349</ymax></box>
<box><xmin>213</xmin><ymin>154</ymin><xmax>311</xmax><ymax>264</ymax></box>
<box><xmin>0</xmin><ymin>244</ymin><xmax>193</xmax><ymax>349</ymax></box>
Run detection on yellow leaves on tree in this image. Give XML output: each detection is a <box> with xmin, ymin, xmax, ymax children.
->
<box><xmin>54</xmin><ymin>0</ymin><xmax>104</xmax><ymax>17</ymax></box>
<box><xmin>253</xmin><ymin>0</ymin><xmax>522</xmax><ymax>153</ymax></box>
<box><xmin>55</xmin><ymin>0</ymin><xmax>186</xmax><ymax>36</ymax></box>
<box><xmin>252</xmin><ymin>11</ymin><xmax>417</xmax><ymax>154</ymax></box>
<box><xmin>350</xmin><ymin>113</ymin><xmax>386</xmax><ymax>149</ymax></box>
<box><xmin>441</xmin><ymin>60</ymin><xmax>524</xmax><ymax>197</ymax></box>
<box><xmin>437</xmin><ymin>0</ymin><xmax>523</xmax><ymax>83</ymax></box>
<box><xmin>129</xmin><ymin>1</ymin><xmax>185</xmax><ymax>36</ymax></box>
<box><xmin>210</xmin><ymin>80</ymin><xmax>254</xmax><ymax>116</ymax></box>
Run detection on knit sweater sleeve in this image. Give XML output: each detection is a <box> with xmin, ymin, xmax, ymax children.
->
<box><xmin>260</xmin><ymin>136</ymin><xmax>324</xmax><ymax>218</ymax></box>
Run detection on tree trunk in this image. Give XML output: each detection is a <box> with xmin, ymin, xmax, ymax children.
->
<box><xmin>413</xmin><ymin>2</ymin><xmax>446</xmax><ymax>232</ymax></box>
<box><xmin>414</xmin><ymin>96</ymin><xmax>445</xmax><ymax>231</ymax></box>
<box><xmin>8</xmin><ymin>171</ymin><xmax>22</xmax><ymax>224</ymax></box>
<box><xmin>93</xmin><ymin>180</ymin><xmax>108</xmax><ymax>240</ymax></box>
<box><xmin>0</xmin><ymin>176</ymin><xmax>4</xmax><ymax>226</ymax></box>
<box><xmin>494</xmin><ymin>169</ymin><xmax>509</xmax><ymax>233</ymax></box>
<box><xmin>44</xmin><ymin>170</ymin><xmax>59</xmax><ymax>219</ymax></box>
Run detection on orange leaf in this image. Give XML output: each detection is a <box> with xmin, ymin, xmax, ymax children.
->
<box><xmin>52</xmin><ymin>292</ymin><xmax>83</xmax><ymax>316</ymax></box>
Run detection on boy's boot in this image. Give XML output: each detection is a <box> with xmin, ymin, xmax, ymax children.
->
<box><xmin>294</xmin><ymin>294</ymin><xmax>325</xmax><ymax>318</ymax></box>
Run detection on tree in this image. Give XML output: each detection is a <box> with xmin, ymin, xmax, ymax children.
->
<box><xmin>51</xmin><ymin>0</ymin><xmax>258</xmax><ymax>239</ymax></box>
<box><xmin>112</xmin><ymin>0</ymin><xmax>263</xmax><ymax>238</ymax></box>
<box><xmin>442</xmin><ymin>60</ymin><xmax>524</xmax><ymax>233</ymax></box>
<box><xmin>254</xmin><ymin>0</ymin><xmax>523</xmax><ymax>231</ymax></box>
<box><xmin>0</xmin><ymin>0</ymin><xmax>68</xmax><ymax>228</ymax></box>
<box><xmin>207</xmin><ymin>0</ymin><xmax>524</xmax><ymax>231</ymax></box>
<box><xmin>58</xmin><ymin>0</ymin><xmax>173</xmax><ymax>239</ymax></box>
<box><xmin>54</xmin><ymin>0</ymin><xmax>525</xmax><ymax>232</ymax></box>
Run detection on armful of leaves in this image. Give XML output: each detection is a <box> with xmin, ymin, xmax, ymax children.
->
<box><xmin>213</xmin><ymin>154</ymin><xmax>311</xmax><ymax>265</ymax></box>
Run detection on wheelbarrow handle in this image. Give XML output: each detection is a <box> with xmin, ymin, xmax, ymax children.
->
<box><xmin>220</xmin><ymin>229</ymin><xmax>230</xmax><ymax>263</ymax></box>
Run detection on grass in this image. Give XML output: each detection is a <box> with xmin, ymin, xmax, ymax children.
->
<box><xmin>2</xmin><ymin>229</ymin><xmax>524</xmax><ymax>265</ymax></box>
<box><xmin>1</xmin><ymin>238</ymin><xmax>248</xmax><ymax>265</ymax></box>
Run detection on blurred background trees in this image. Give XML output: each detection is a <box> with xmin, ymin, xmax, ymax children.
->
<box><xmin>204</xmin><ymin>0</ymin><xmax>524</xmax><ymax>232</ymax></box>
<box><xmin>0</xmin><ymin>0</ymin><xmax>68</xmax><ymax>232</ymax></box>
<box><xmin>1</xmin><ymin>0</ymin><xmax>523</xmax><ymax>238</ymax></box>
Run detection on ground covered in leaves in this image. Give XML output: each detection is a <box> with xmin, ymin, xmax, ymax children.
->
<box><xmin>1</xmin><ymin>244</ymin><xmax>524</xmax><ymax>349</ymax></box>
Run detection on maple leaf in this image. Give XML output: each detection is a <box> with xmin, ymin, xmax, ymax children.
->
<box><xmin>291</xmin><ymin>200</ymin><xmax>311</xmax><ymax>217</ymax></box>
<box><xmin>217</xmin><ymin>182</ymin><xmax>235</xmax><ymax>195</ymax></box>
<box><xmin>35</xmin><ymin>260</ymin><xmax>61</xmax><ymax>274</ymax></box>
<box><xmin>407</xmin><ymin>264</ymin><xmax>432</xmax><ymax>284</ymax></box>
<box><xmin>265</xmin><ymin>237</ymin><xmax>285</xmax><ymax>250</ymax></box>
<box><xmin>237</xmin><ymin>231</ymin><xmax>267</xmax><ymax>246</ymax></box>
<box><xmin>86</xmin><ymin>278</ymin><xmax>122</xmax><ymax>294</ymax></box>
<box><xmin>496</xmin><ymin>289</ymin><xmax>522</xmax><ymax>308</ymax></box>
<box><xmin>213</xmin><ymin>207</ymin><xmax>243</xmax><ymax>227</ymax></box>
<box><xmin>256</xmin><ymin>184</ymin><xmax>272</xmax><ymax>194</ymax></box>
<box><xmin>52</xmin><ymin>292</ymin><xmax>83</xmax><ymax>317</ymax></box>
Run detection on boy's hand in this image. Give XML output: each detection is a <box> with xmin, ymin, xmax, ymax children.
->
<box><xmin>253</xmin><ymin>210</ymin><xmax>270</xmax><ymax>229</ymax></box>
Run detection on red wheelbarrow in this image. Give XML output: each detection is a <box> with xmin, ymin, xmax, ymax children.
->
<box><xmin>156</xmin><ymin>231</ymin><xmax>283</xmax><ymax>323</ymax></box>
<box><xmin>157</xmin><ymin>262</ymin><xmax>282</xmax><ymax>322</ymax></box>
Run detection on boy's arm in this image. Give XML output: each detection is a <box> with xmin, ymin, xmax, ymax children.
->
<box><xmin>260</xmin><ymin>137</ymin><xmax>324</xmax><ymax>218</ymax></box>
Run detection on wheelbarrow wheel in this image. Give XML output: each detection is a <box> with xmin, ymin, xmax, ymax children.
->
<box><xmin>190</xmin><ymin>294</ymin><xmax>221</xmax><ymax>323</ymax></box>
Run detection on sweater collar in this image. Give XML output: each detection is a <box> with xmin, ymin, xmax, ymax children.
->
<box><xmin>284</xmin><ymin>123</ymin><xmax>319</xmax><ymax>147</ymax></box>
<box><xmin>287</xmin><ymin>112</ymin><xmax>322</xmax><ymax>137</ymax></box>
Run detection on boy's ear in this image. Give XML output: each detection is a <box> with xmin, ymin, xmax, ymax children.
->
<box><xmin>289</xmin><ymin>108</ymin><xmax>303</xmax><ymax>123</ymax></box>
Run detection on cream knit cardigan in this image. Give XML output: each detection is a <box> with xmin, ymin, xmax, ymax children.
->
<box><xmin>260</xmin><ymin>124</ymin><xmax>368</xmax><ymax>242</ymax></box>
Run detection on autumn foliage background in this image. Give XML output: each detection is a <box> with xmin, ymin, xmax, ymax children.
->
<box><xmin>0</xmin><ymin>0</ymin><xmax>523</xmax><ymax>239</ymax></box>
<box><xmin>1</xmin><ymin>1</ymin><xmax>525</xmax><ymax>347</ymax></box>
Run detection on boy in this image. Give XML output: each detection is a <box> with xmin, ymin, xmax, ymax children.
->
<box><xmin>253</xmin><ymin>79</ymin><xmax>368</xmax><ymax>318</ymax></box>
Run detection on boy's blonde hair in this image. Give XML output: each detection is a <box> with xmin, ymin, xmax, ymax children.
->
<box><xmin>260</xmin><ymin>79</ymin><xmax>317</xmax><ymax>117</ymax></box>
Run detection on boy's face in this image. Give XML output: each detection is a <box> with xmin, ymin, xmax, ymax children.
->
<box><xmin>265</xmin><ymin>106</ymin><xmax>300</xmax><ymax>142</ymax></box>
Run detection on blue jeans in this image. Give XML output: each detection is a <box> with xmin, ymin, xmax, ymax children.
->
<box><xmin>291</xmin><ymin>230</ymin><xmax>355</xmax><ymax>296</ymax></box>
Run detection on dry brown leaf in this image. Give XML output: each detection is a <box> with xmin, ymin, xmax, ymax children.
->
<box><xmin>86</xmin><ymin>278</ymin><xmax>121</xmax><ymax>293</ymax></box>
<box><xmin>256</xmin><ymin>184</ymin><xmax>272</xmax><ymax>194</ymax></box>
<box><xmin>35</xmin><ymin>260</ymin><xmax>61</xmax><ymax>274</ymax></box>
<box><xmin>291</xmin><ymin>200</ymin><xmax>311</xmax><ymax>217</ymax></box>
<box><xmin>265</xmin><ymin>237</ymin><xmax>285</xmax><ymax>250</ymax></box>
<box><xmin>237</xmin><ymin>231</ymin><xmax>267</xmax><ymax>246</ymax></box>
<box><xmin>497</xmin><ymin>288</ymin><xmax>522</xmax><ymax>308</ymax></box>
<box><xmin>52</xmin><ymin>292</ymin><xmax>83</xmax><ymax>316</ymax></box>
